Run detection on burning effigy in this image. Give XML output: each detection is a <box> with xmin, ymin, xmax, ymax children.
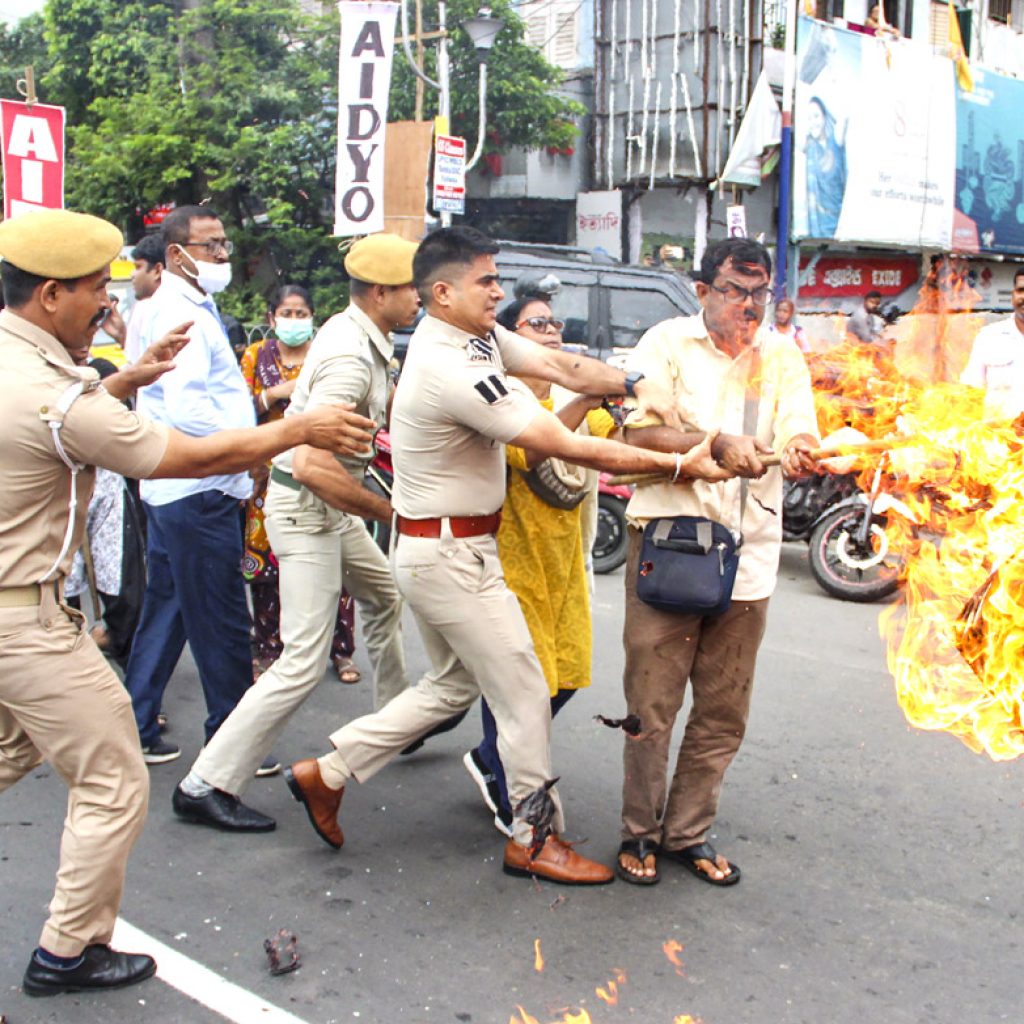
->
<box><xmin>808</xmin><ymin>272</ymin><xmax>1024</xmax><ymax>761</ymax></box>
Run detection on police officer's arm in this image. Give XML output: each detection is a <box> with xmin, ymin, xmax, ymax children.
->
<box><xmin>102</xmin><ymin>321</ymin><xmax>193</xmax><ymax>400</ymax></box>
<box><xmin>509</xmin><ymin>408</ymin><xmax>730</xmax><ymax>481</ymax></box>
<box><xmin>291</xmin><ymin>445</ymin><xmax>391</xmax><ymax>521</ymax></box>
<box><xmin>493</xmin><ymin>324</ymin><xmax>683</xmax><ymax>430</ymax></box>
<box><xmin>150</xmin><ymin>404</ymin><xmax>375</xmax><ymax>479</ymax></box>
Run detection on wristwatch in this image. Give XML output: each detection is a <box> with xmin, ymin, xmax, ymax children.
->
<box><xmin>623</xmin><ymin>371</ymin><xmax>645</xmax><ymax>398</ymax></box>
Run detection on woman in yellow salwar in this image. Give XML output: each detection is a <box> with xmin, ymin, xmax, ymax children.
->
<box><xmin>463</xmin><ymin>290</ymin><xmax>619</xmax><ymax>835</ymax></box>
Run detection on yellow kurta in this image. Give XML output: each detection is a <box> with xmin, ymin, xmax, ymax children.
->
<box><xmin>497</xmin><ymin>395</ymin><xmax>616</xmax><ymax>696</ymax></box>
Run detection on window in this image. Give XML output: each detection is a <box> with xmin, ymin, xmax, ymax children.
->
<box><xmin>608</xmin><ymin>289</ymin><xmax>684</xmax><ymax>349</ymax></box>
<box><xmin>519</xmin><ymin>0</ymin><xmax>580</xmax><ymax>67</ymax></box>
<box><xmin>989</xmin><ymin>0</ymin><xmax>1012</xmax><ymax>22</ymax></box>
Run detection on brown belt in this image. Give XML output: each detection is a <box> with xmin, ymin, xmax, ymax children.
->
<box><xmin>0</xmin><ymin>584</ymin><xmax>42</xmax><ymax>608</ymax></box>
<box><xmin>395</xmin><ymin>513</ymin><xmax>502</xmax><ymax>539</ymax></box>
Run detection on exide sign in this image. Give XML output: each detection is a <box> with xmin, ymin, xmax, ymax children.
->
<box><xmin>0</xmin><ymin>99</ymin><xmax>66</xmax><ymax>220</ymax></box>
<box><xmin>798</xmin><ymin>255</ymin><xmax>920</xmax><ymax>298</ymax></box>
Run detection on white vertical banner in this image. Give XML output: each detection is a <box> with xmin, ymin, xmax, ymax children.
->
<box><xmin>334</xmin><ymin>0</ymin><xmax>399</xmax><ymax>236</ymax></box>
<box><xmin>576</xmin><ymin>190</ymin><xmax>622</xmax><ymax>259</ymax></box>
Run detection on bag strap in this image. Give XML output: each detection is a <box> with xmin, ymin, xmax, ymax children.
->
<box><xmin>737</xmin><ymin>347</ymin><xmax>762</xmax><ymax>535</ymax></box>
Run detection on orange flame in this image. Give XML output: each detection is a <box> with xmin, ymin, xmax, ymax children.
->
<box><xmin>807</xmin><ymin>265</ymin><xmax>1024</xmax><ymax>760</ymax></box>
<box><xmin>595</xmin><ymin>968</ymin><xmax>626</xmax><ymax>1005</ymax></box>
<box><xmin>662</xmin><ymin>939</ymin><xmax>686</xmax><ymax>977</ymax></box>
<box><xmin>533</xmin><ymin>938</ymin><xmax>544</xmax><ymax>972</ymax></box>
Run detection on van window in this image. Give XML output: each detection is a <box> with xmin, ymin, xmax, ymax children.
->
<box><xmin>496</xmin><ymin>276</ymin><xmax>592</xmax><ymax>346</ymax></box>
<box><xmin>608</xmin><ymin>289</ymin><xmax>684</xmax><ymax>348</ymax></box>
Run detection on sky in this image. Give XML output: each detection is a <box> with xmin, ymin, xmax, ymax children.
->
<box><xmin>1</xmin><ymin>0</ymin><xmax>45</xmax><ymax>26</ymax></box>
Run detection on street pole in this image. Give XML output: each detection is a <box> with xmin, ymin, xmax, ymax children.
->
<box><xmin>437</xmin><ymin>0</ymin><xmax>452</xmax><ymax>227</ymax></box>
<box><xmin>776</xmin><ymin>0</ymin><xmax>798</xmax><ymax>299</ymax></box>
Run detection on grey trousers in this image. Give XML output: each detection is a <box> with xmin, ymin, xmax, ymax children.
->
<box><xmin>193</xmin><ymin>483</ymin><xmax>407</xmax><ymax>797</ymax></box>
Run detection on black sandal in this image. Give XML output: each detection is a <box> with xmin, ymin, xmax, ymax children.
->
<box><xmin>664</xmin><ymin>841</ymin><xmax>740</xmax><ymax>886</ymax></box>
<box><xmin>616</xmin><ymin>838</ymin><xmax>660</xmax><ymax>885</ymax></box>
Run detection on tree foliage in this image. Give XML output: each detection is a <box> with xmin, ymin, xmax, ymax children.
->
<box><xmin>5</xmin><ymin>0</ymin><xmax>579</xmax><ymax>320</ymax></box>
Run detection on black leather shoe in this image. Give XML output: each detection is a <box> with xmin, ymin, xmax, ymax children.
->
<box><xmin>172</xmin><ymin>784</ymin><xmax>276</xmax><ymax>832</ymax></box>
<box><xmin>23</xmin><ymin>944</ymin><xmax>157</xmax><ymax>997</ymax></box>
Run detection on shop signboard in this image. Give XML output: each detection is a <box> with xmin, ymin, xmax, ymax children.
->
<box><xmin>798</xmin><ymin>255</ymin><xmax>920</xmax><ymax>298</ymax></box>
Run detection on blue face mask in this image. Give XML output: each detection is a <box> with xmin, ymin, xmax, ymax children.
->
<box><xmin>275</xmin><ymin>317</ymin><xmax>314</xmax><ymax>347</ymax></box>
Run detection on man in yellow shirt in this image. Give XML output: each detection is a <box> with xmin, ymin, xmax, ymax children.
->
<box><xmin>616</xmin><ymin>238</ymin><xmax>819</xmax><ymax>886</ymax></box>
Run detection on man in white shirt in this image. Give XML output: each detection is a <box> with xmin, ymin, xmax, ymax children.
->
<box><xmin>123</xmin><ymin>206</ymin><xmax>270</xmax><ymax>829</ymax></box>
<box><xmin>959</xmin><ymin>269</ymin><xmax>1024</xmax><ymax>419</ymax></box>
<box><xmin>124</xmin><ymin>233</ymin><xmax>165</xmax><ymax>363</ymax></box>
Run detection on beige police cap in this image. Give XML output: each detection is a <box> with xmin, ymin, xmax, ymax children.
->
<box><xmin>0</xmin><ymin>209</ymin><xmax>123</xmax><ymax>278</ymax></box>
<box><xmin>344</xmin><ymin>233</ymin><xmax>418</xmax><ymax>286</ymax></box>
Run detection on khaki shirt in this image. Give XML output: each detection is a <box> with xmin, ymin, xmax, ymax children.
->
<box><xmin>0</xmin><ymin>310</ymin><xmax>169</xmax><ymax>587</ymax></box>
<box><xmin>391</xmin><ymin>316</ymin><xmax>539</xmax><ymax>518</ymax></box>
<box><xmin>624</xmin><ymin>313</ymin><xmax>819</xmax><ymax>600</ymax></box>
<box><xmin>274</xmin><ymin>304</ymin><xmax>392</xmax><ymax>477</ymax></box>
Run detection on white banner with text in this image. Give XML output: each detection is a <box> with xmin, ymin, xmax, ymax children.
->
<box><xmin>334</xmin><ymin>0</ymin><xmax>399</xmax><ymax>236</ymax></box>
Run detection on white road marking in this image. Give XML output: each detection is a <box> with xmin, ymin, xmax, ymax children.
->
<box><xmin>112</xmin><ymin>917</ymin><xmax>310</xmax><ymax>1024</ymax></box>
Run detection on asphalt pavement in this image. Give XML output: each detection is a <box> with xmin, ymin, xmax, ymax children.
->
<box><xmin>1</xmin><ymin>543</ymin><xmax>1020</xmax><ymax>1024</ymax></box>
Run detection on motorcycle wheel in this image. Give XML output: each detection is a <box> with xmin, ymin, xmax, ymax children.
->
<box><xmin>593</xmin><ymin>493</ymin><xmax>629</xmax><ymax>574</ymax></box>
<box><xmin>808</xmin><ymin>505</ymin><xmax>901</xmax><ymax>603</ymax></box>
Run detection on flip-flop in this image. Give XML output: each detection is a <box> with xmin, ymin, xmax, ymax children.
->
<box><xmin>333</xmin><ymin>657</ymin><xmax>361</xmax><ymax>684</ymax></box>
<box><xmin>616</xmin><ymin>838</ymin><xmax>660</xmax><ymax>885</ymax></box>
<box><xmin>665</xmin><ymin>841</ymin><xmax>741</xmax><ymax>886</ymax></box>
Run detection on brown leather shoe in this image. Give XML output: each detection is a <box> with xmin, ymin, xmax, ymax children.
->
<box><xmin>284</xmin><ymin>759</ymin><xmax>344</xmax><ymax>849</ymax></box>
<box><xmin>503</xmin><ymin>834</ymin><xmax>614</xmax><ymax>885</ymax></box>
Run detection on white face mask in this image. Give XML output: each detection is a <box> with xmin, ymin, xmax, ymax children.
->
<box><xmin>176</xmin><ymin>246</ymin><xmax>233</xmax><ymax>294</ymax></box>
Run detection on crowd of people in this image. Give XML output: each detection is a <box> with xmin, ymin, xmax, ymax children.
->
<box><xmin>2</xmin><ymin>208</ymin><xmax>828</xmax><ymax>998</ymax></box>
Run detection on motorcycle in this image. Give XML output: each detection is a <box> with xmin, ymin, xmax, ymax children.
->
<box><xmin>364</xmin><ymin>430</ymin><xmax>634</xmax><ymax>572</ymax></box>
<box><xmin>806</xmin><ymin>456</ymin><xmax>911</xmax><ymax>603</ymax></box>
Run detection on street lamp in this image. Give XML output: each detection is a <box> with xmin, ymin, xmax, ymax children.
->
<box><xmin>461</xmin><ymin>6</ymin><xmax>505</xmax><ymax>173</ymax></box>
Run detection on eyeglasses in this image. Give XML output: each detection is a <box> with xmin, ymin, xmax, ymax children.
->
<box><xmin>182</xmin><ymin>238</ymin><xmax>234</xmax><ymax>257</ymax></box>
<box><xmin>710</xmin><ymin>281</ymin><xmax>771</xmax><ymax>306</ymax></box>
<box><xmin>517</xmin><ymin>316</ymin><xmax>565</xmax><ymax>333</ymax></box>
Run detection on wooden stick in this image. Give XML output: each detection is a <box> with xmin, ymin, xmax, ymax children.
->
<box><xmin>607</xmin><ymin>436</ymin><xmax>913</xmax><ymax>487</ymax></box>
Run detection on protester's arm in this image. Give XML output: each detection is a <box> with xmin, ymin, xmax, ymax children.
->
<box><xmin>150</xmin><ymin>404</ymin><xmax>375</xmax><ymax>479</ymax></box>
<box><xmin>291</xmin><ymin>445</ymin><xmax>392</xmax><ymax>521</ymax></box>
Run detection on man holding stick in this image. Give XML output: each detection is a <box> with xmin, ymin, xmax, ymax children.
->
<box><xmin>615</xmin><ymin>238</ymin><xmax>820</xmax><ymax>886</ymax></box>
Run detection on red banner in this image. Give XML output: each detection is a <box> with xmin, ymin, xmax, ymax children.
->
<box><xmin>0</xmin><ymin>99</ymin><xmax>66</xmax><ymax>220</ymax></box>
<box><xmin>798</xmin><ymin>255</ymin><xmax>920</xmax><ymax>298</ymax></box>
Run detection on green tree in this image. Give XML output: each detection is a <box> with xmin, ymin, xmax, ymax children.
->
<box><xmin>0</xmin><ymin>13</ymin><xmax>48</xmax><ymax>103</ymax></box>
<box><xmin>10</xmin><ymin>0</ymin><xmax>579</xmax><ymax>321</ymax></box>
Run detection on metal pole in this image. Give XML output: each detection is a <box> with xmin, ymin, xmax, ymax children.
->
<box><xmin>776</xmin><ymin>0</ymin><xmax>797</xmax><ymax>298</ymax></box>
<box><xmin>438</xmin><ymin>0</ymin><xmax>452</xmax><ymax>226</ymax></box>
<box><xmin>465</xmin><ymin>62</ymin><xmax>488</xmax><ymax>172</ymax></box>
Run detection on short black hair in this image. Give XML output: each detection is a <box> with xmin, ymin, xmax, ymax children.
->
<box><xmin>0</xmin><ymin>261</ymin><xmax>77</xmax><ymax>308</ymax></box>
<box><xmin>865</xmin><ymin>290</ymin><xmax>882</xmax><ymax>300</ymax></box>
<box><xmin>413</xmin><ymin>226</ymin><xmax>499</xmax><ymax>305</ymax></box>
<box><xmin>694</xmin><ymin>238</ymin><xmax>772</xmax><ymax>285</ymax></box>
<box><xmin>496</xmin><ymin>290</ymin><xmax>550</xmax><ymax>332</ymax></box>
<box><xmin>132</xmin><ymin>232</ymin><xmax>166</xmax><ymax>268</ymax></box>
<box><xmin>162</xmin><ymin>204</ymin><xmax>222</xmax><ymax>247</ymax></box>
<box><xmin>269</xmin><ymin>283</ymin><xmax>314</xmax><ymax>314</ymax></box>
<box><xmin>1014</xmin><ymin>268</ymin><xmax>1024</xmax><ymax>288</ymax></box>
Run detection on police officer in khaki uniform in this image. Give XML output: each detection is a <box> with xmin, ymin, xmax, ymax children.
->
<box><xmin>0</xmin><ymin>209</ymin><xmax>374</xmax><ymax>996</ymax></box>
<box><xmin>174</xmin><ymin>234</ymin><xmax>419</xmax><ymax>829</ymax></box>
<box><xmin>284</xmin><ymin>226</ymin><xmax>728</xmax><ymax>885</ymax></box>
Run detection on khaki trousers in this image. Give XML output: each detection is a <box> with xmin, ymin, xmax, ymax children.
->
<box><xmin>194</xmin><ymin>491</ymin><xmax>407</xmax><ymax>797</ymax></box>
<box><xmin>330</xmin><ymin>527</ymin><xmax>564</xmax><ymax>846</ymax></box>
<box><xmin>621</xmin><ymin>529</ymin><xmax>769</xmax><ymax>850</ymax></box>
<box><xmin>0</xmin><ymin>589</ymin><xmax>149</xmax><ymax>957</ymax></box>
